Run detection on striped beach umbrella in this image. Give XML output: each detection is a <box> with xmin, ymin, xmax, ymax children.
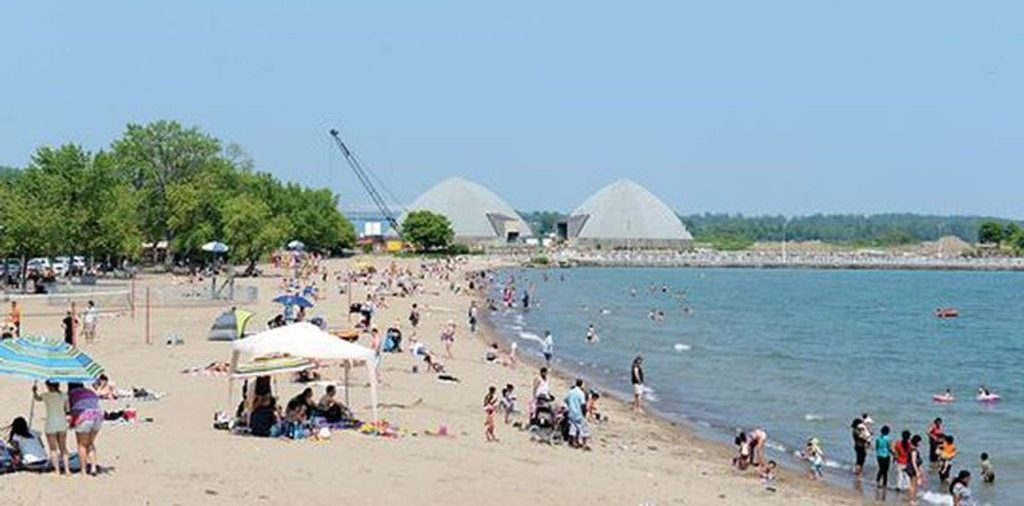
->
<box><xmin>0</xmin><ymin>336</ymin><xmax>104</xmax><ymax>383</ymax></box>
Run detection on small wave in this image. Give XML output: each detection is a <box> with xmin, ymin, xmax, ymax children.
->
<box><xmin>765</xmin><ymin>441</ymin><xmax>786</xmax><ymax>453</ymax></box>
<box><xmin>804</xmin><ymin>413</ymin><xmax>825</xmax><ymax>422</ymax></box>
<box><xmin>673</xmin><ymin>343</ymin><xmax>691</xmax><ymax>352</ymax></box>
<box><xmin>918</xmin><ymin>491</ymin><xmax>952</xmax><ymax>506</ymax></box>
<box><xmin>643</xmin><ymin>386</ymin><xmax>658</xmax><ymax>402</ymax></box>
<box><xmin>517</xmin><ymin>331</ymin><xmax>542</xmax><ymax>345</ymax></box>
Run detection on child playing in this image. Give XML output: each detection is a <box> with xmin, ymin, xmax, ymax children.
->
<box><xmin>499</xmin><ymin>384</ymin><xmax>517</xmax><ymax>424</ymax></box>
<box><xmin>759</xmin><ymin>460</ymin><xmax>778</xmax><ymax>492</ymax></box>
<box><xmin>733</xmin><ymin>432</ymin><xmax>751</xmax><ymax>470</ymax></box>
<box><xmin>980</xmin><ymin>452</ymin><xmax>995</xmax><ymax>483</ymax></box>
<box><xmin>938</xmin><ymin>435</ymin><xmax>957</xmax><ymax>482</ymax></box>
<box><xmin>803</xmin><ymin>437</ymin><xmax>825</xmax><ymax>480</ymax></box>
<box><xmin>483</xmin><ymin>386</ymin><xmax>498</xmax><ymax>442</ymax></box>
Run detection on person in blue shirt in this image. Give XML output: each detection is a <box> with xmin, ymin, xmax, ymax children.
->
<box><xmin>875</xmin><ymin>425</ymin><xmax>893</xmax><ymax>494</ymax></box>
<box><xmin>564</xmin><ymin>379</ymin><xmax>590</xmax><ymax>449</ymax></box>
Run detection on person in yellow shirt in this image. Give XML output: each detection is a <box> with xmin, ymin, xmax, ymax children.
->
<box><xmin>939</xmin><ymin>434</ymin><xmax>957</xmax><ymax>482</ymax></box>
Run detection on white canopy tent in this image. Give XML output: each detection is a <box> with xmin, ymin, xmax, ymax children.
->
<box><xmin>229</xmin><ymin>322</ymin><xmax>378</xmax><ymax>421</ymax></box>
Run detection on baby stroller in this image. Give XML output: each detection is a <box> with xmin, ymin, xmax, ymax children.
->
<box><xmin>527</xmin><ymin>395</ymin><xmax>564</xmax><ymax>445</ymax></box>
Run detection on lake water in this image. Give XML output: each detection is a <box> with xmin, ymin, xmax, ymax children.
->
<box><xmin>487</xmin><ymin>267</ymin><xmax>1023</xmax><ymax>505</ymax></box>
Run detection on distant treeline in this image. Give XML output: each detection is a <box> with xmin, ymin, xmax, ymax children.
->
<box><xmin>518</xmin><ymin>210</ymin><xmax>1021</xmax><ymax>247</ymax></box>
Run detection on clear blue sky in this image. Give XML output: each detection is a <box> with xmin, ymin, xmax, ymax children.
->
<box><xmin>2</xmin><ymin>2</ymin><xmax>1021</xmax><ymax>217</ymax></box>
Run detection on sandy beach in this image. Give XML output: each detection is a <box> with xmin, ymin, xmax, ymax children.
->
<box><xmin>0</xmin><ymin>256</ymin><xmax>866</xmax><ymax>505</ymax></box>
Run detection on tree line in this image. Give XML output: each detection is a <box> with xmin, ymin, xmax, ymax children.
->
<box><xmin>0</xmin><ymin>120</ymin><xmax>356</xmax><ymax>266</ymax></box>
<box><xmin>518</xmin><ymin>210</ymin><xmax>1022</xmax><ymax>249</ymax></box>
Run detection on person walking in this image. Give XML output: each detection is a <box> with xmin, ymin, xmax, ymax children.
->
<box><xmin>631</xmin><ymin>356</ymin><xmax>645</xmax><ymax>414</ymax></box>
<box><xmin>82</xmin><ymin>300</ymin><xmax>99</xmax><ymax>343</ymax></box>
<box><xmin>541</xmin><ymin>331</ymin><xmax>554</xmax><ymax>364</ymax></box>
<box><xmin>851</xmin><ymin>417</ymin><xmax>872</xmax><ymax>477</ymax></box>
<box><xmin>927</xmin><ymin>417</ymin><xmax>944</xmax><ymax>463</ymax></box>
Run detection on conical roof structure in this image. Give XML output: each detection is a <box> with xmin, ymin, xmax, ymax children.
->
<box><xmin>565</xmin><ymin>179</ymin><xmax>692</xmax><ymax>248</ymax></box>
<box><xmin>405</xmin><ymin>177</ymin><xmax>532</xmax><ymax>241</ymax></box>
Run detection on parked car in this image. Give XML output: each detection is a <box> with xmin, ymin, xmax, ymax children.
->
<box><xmin>53</xmin><ymin>256</ymin><xmax>70</xmax><ymax>276</ymax></box>
<box><xmin>26</xmin><ymin>257</ymin><xmax>51</xmax><ymax>275</ymax></box>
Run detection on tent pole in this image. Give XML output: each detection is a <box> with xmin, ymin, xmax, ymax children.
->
<box><xmin>344</xmin><ymin>362</ymin><xmax>351</xmax><ymax>407</ymax></box>
<box><xmin>368</xmin><ymin>362</ymin><xmax>378</xmax><ymax>422</ymax></box>
<box><xmin>27</xmin><ymin>380</ymin><xmax>37</xmax><ymax>428</ymax></box>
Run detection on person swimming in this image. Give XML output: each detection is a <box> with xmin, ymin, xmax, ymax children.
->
<box><xmin>585</xmin><ymin>324</ymin><xmax>598</xmax><ymax>344</ymax></box>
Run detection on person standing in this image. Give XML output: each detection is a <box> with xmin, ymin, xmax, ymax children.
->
<box><xmin>894</xmin><ymin>430</ymin><xmax>912</xmax><ymax>491</ymax></box>
<box><xmin>927</xmin><ymin>417</ymin><xmax>944</xmax><ymax>463</ymax></box>
<box><xmin>408</xmin><ymin>303</ymin><xmax>421</xmax><ymax>329</ymax></box>
<box><xmin>564</xmin><ymin>379</ymin><xmax>590</xmax><ymax>449</ymax></box>
<box><xmin>468</xmin><ymin>301</ymin><xmax>478</xmax><ymax>333</ymax></box>
<box><xmin>851</xmin><ymin>417</ymin><xmax>872</xmax><ymax>477</ymax></box>
<box><xmin>875</xmin><ymin>425</ymin><xmax>894</xmax><ymax>498</ymax></box>
<box><xmin>68</xmin><ymin>382</ymin><xmax>103</xmax><ymax>476</ymax></box>
<box><xmin>61</xmin><ymin>311</ymin><xmax>76</xmax><ymax>346</ymax></box>
<box><xmin>33</xmin><ymin>382</ymin><xmax>70</xmax><ymax>475</ymax></box>
<box><xmin>541</xmin><ymin>331</ymin><xmax>554</xmax><ymax>364</ymax></box>
<box><xmin>631</xmin><ymin>356</ymin><xmax>645</xmax><ymax>414</ymax></box>
<box><xmin>82</xmin><ymin>300</ymin><xmax>99</xmax><ymax>343</ymax></box>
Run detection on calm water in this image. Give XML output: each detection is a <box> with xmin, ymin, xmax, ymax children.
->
<box><xmin>488</xmin><ymin>267</ymin><xmax>1023</xmax><ymax>505</ymax></box>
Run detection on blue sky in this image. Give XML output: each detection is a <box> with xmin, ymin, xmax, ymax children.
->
<box><xmin>1</xmin><ymin>2</ymin><xmax>1021</xmax><ymax>217</ymax></box>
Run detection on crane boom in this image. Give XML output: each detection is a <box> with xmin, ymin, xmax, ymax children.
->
<box><xmin>328</xmin><ymin>128</ymin><xmax>402</xmax><ymax>236</ymax></box>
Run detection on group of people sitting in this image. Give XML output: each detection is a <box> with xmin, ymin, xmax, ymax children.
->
<box><xmin>237</xmin><ymin>379</ymin><xmax>359</xmax><ymax>440</ymax></box>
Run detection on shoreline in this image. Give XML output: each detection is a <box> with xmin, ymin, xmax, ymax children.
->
<box><xmin>472</xmin><ymin>267</ymin><xmax>867</xmax><ymax>505</ymax></box>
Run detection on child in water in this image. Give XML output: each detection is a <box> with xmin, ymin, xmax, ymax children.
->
<box><xmin>938</xmin><ymin>435</ymin><xmax>957</xmax><ymax>482</ymax></box>
<box><xmin>980</xmin><ymin>452</ymin><xmax>995</xmax><ymax>483</ymax></box>
<box><xmin>803</xmin><ymin>438</ymin><xmax>825</xmax><ymax>480</ymax></box>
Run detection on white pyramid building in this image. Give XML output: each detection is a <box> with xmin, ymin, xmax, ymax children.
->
<box><xmin>562</xmin><ymin>179</ymin><xmax>692</xmax><ymax>249</ymax></box>
<box><xmin>405</xmin><ymin>177</ymin><xmax>532</xmax><ymax>242</ymax></box>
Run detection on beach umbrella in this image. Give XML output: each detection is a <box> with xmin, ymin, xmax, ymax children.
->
<box><xmin>286</xmin><ymin>240</ymin><xmax>305</xmax><ymax>251</ymax></box>
<box><xmin>201</xmin><ymin>241</ymin><xmax>230</xmax><ymax>254</ymax></box>
<box><xmin>0</xmin><ymin>336</ymin><xmax>104</xmax><ymax>383</ymax></box>
<box><xmin>272</xmin><ymin>294</ymin><xmax>314</xmax><ymax>308</ymax></box>
<box><xmin>208</xmin><ymin>308</ymin><xmax>255</xmax><ymax>341</ymax></box>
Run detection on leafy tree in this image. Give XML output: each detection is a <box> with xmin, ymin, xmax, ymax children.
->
<box><xmin>111</xmin><ymin>120</ymin><xmax>221</xmax><ymax>245</ymax></box>
<box><xmin>222</xmin><ymin>193</ymin><xmax>290</xmax><ymax>266</ymax></box>
<box><xmin>978</xmin><ymin>221</ymin><xmax>1005</xmax><ymax>245</ymax></box>
<box><xmin>402</xmin><ymin>210</ymin><xmax>454</xmax><ymax>251</ymax></box>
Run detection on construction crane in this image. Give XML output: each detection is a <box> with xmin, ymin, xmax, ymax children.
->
<box><xmin>328</xmin><ymin>128</ymin><xmax>403</xmax><ymax>237</ymax></box>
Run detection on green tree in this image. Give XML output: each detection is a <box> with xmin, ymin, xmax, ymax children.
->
<box><xmin>111</xmin><ymin>120</ymin><xmax>222</xmax><ymax>246</ymax></box>
<box><xmin>402</xmin><ymin>210</ymin><xmax>454</xmax><ymax>251</ymax></box>
<box><xmin>978</xmin><ymin>221</ymin><xmax>1005</xmax><ymax>245</ymax></box>
<box><xmin>222</xmin><ymin>193</ymin><xmax>291</xmax><ymax>266</ymax></box>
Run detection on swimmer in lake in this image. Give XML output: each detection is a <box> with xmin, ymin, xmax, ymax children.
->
<box><xmin>585</xmin><ymin>324</ymin><xmax>598</xmax><ymax>344</ymax></box>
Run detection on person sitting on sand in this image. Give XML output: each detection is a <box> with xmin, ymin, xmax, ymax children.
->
<box><xmin>289</xmin><ymin>388</ymin><xmax>316</xmax><ymax>416</ymax></box>
<box><xmin>249</xmin><ymin>396</ymin><xmax>278</xmax><ymax>437</ymax></box>
<box><xmin>484</xmin><ymin>343</ymin><xmax>500</xmax><ymax>363</ymax></box>
<box><xmin>93</xmin><ymin>374</ymin><xmax>116</xmax><ymax>400</ymax></box>
<box><xmin>316</xmin><ymin>386</ymin><xmax>349</xmax><ymax>423</ymax></box>
<box><xmin>7</xmin><ymin>416</ymin><xmax>48</xmax><ymax>469</ymax></box>
<box><xmin>283</xmin><ymin>399</ymin><xmax>310</xmax><ymax>439</ymax></box>
<box><xmin>759</xmin><ymin>460</ymin><xmax>778</xmax><ymax>492</ymax></box>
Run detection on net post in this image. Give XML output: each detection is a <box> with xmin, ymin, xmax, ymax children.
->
<box><xmin>145</xmin><ymin>287</ymin><xmax>151</xmax><ymax>345</ymax></box>
<box><xmin>130</xmin><ymin>277</ymin><xmax>136</xmax><ymax>320</ymax></box>
<box><xmin>70</xmin><ymin>301</ymin><xmax>77</xmax><ymax>347</ymax></box>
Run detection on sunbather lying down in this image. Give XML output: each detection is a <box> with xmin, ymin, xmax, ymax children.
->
<box><xmin>182</xmin><ymin>362</ymin><xmax>230</xmax><ymax>375</ymax></box>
